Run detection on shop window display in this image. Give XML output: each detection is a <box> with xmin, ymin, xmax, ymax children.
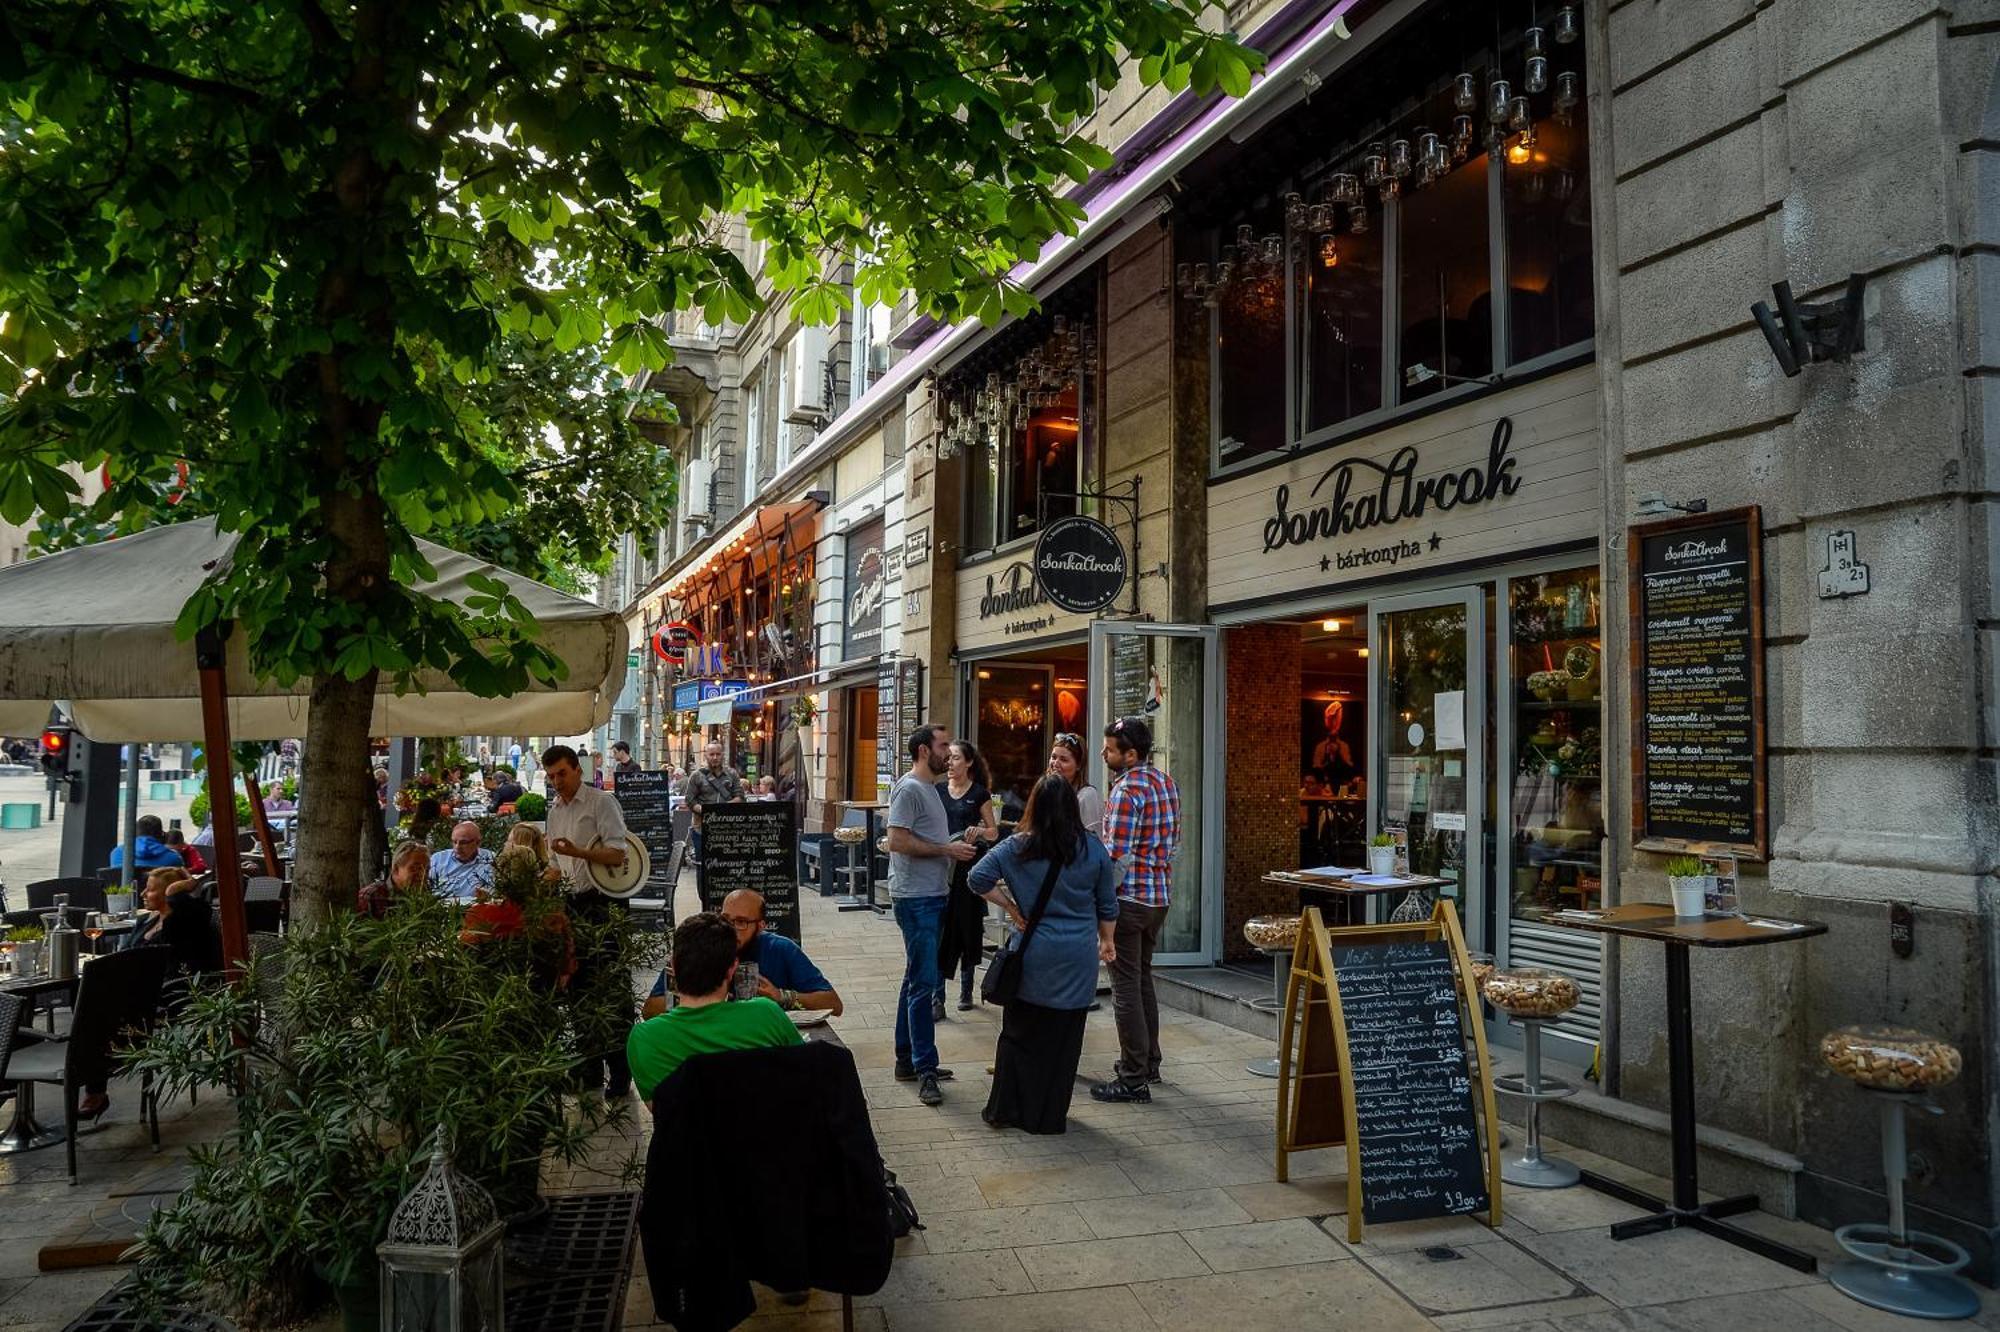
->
<box><xmin>1507</xmin><ymin>567</ymin><xmax>1603</xmax><ymax>922</ymax></box>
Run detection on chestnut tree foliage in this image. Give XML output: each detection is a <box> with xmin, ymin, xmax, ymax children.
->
<box><xmin>0</xmin><ymin>0</ymin><xmax>1259</xmax><ymax>912</ymax></box>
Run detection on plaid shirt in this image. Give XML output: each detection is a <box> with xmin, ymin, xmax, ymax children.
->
<box><xmin>1103</xmin><ymin>761</ymin><xmax>1181</xmax><ymax>908</ymax></box>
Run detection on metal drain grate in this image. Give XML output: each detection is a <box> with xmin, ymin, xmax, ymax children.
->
<box><xmin>1421</xmin><ymin>1245</ymin><xmax>1465</xmax><ymax>1263</ymax></box>
<box><xmin>62</xmin><ymin>1279</ymin><xmax>238</xmax><ymax>1332</ymax></box>
<box><xmin>503</xmin><ymin>1190</ymin><xmax>642</xmax><ymax>1331</ymax></box>
<box><xmin>506</xmin><ymin>1269</ymin><xmax>628</xmax><ymax>1332</ymax></box>
<box><xmin>507</xmin><ymin>1190</ymin><xmax>643</xmax><ymax>1274</ymax></box>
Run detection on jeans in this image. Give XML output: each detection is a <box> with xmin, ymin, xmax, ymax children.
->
<box><xmin>1109</xmin><ymin>900</ymin><xmax>1168</xmax><ymax>1087</ymax></box>
<box><xmin>893</xmin><ymin>895</ymin><xmax>947</xmax><ymax>1074</ymax></box>
<box><xmin>689</xmin><ymin>825</ymin><xmax>703</xmax><ymax>864</ymax></box>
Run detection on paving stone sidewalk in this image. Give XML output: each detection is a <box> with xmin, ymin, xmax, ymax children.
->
<box><xmin>605</xmin><ymin>890</ymin><xmax>2000</xmax><ymax>1332</ymax></box>
<box><xmin>6</xmin><ymin>882</ymin><xmax>1996</xmax><ymax>1331</ymax></box>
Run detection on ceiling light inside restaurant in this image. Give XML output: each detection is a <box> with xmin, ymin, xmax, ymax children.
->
<box><xmin>1321</xmin><ymin>619</ymin><xmax>1343</xmax><ymax>632</ymax></box>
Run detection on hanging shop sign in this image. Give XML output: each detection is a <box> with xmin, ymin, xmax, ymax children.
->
<box><xmin>1033</xmin><ymin>514</ymin><xmax>1127</xmax><ymax>613</ymax></box>
<box><xmin>689</xmin><ymin>642</ymin><xmax>730</xmax><ymax>678</ymax></box>
<box><xmin>844</xmin><ymin>516</ymin><xmax>887</xmax><ymax>658</ymax></box>
<box><xmin>1206</xmin><ymin>366</ymin><xmax>1599</xmax><ymax>611</ymax></box>
<box><xmin>676</xmin><ymin>679</ymin><xmax>751</xmax><ymax>714</ymax></box>
<box><xmin>651</xmin><ymin>620</ymin><xmax>702</xmax><ymax>665</ymax></box>
<box><xmin>1629</xmin><ymin>505</ymin><xmax>1767</xmax><ymax>860</ymax></box>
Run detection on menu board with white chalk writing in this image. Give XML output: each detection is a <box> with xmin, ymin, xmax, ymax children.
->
<box><xmin>1330</xmin><ymin>940</ymin><xmax>1489</xmax><ymax>1225</ymax></box>
<box><xmin>1630</xmin><ymin>507</ymin><xmax>1767</xmax><ymax>859</ymax></box>
<box><xmin>611</xmin><ymin>770</ymin><xmax>675</xmax><ymax>896</ymax></box>
<box><xmin>695</xmin><ymin>803</ymin><xmax>800</xmax><ymax>941</ymax></box>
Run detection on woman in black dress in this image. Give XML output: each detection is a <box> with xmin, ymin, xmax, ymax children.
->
<box><xmin>936</xmin><ymin>740</ymin><xmax>998</xmax><ymax>1016</ymax></box>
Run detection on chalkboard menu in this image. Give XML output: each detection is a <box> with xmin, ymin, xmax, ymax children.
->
<box><xmin>1630</xmin><ymin>506</ymin><xmax>1767</xmax><ymax>858</ymax></box>
<box><xmin>1330</xmin><ymin>940</ymin><xmax>1489</xmax><ymax>1225</ymax></box>
<box><xmin>875</xmin><ymin>657</ymin><xmax>899</xmax><ymax>794</ymax></box>
<box><xmin>896</xmin><ymin>658</ymin><xmax>923</xmax><ymax>745</ymax></box>
<box><xmin>1108</xmin><ymin>632</ymin><xmax>1149</xmax><ymax>719</ymax></box>
<box><xmin>695</xmin><ymin>803</ymin><xmax>800</xmax><ymax>941</ymax></box>
<box><xmin>611</xmin><ymin>770</ymin><xmax>675</xmax><ymax>895</ymax></box>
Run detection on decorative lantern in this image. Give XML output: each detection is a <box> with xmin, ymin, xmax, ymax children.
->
<box><xmin>377</xmin><ymin>1128</ymin><xmax>507</xmax><ymax>1332</ymax></box>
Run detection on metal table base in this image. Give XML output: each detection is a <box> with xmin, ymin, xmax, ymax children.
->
<box><xmin>0</xmin><ymin>1082</ymin><xmax>64</xmax><ymax>1154</ymax></box>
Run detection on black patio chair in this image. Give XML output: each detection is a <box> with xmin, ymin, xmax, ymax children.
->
<box><xmin>25</xmin><ymin>876</ymin><xmax>100</xmax><ymax>911</ymax></box>
<box><xmin>1</xmin><ymin>946</ymin><xmax>173</xmax><ymax>1183</ymax></box>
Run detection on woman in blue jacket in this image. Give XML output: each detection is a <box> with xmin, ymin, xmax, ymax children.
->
<box><xmin>970</xmin><ymin>773</ymin><xmax>1117</xmax><ymax>1134</ymax></box>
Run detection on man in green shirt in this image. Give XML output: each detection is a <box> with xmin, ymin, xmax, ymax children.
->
<box><xmin>628</xmin><ymin>912</ymin><xmax>803</xmax><ymax>1103</ymax></box>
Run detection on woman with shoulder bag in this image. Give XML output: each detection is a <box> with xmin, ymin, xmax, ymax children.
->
<box><xmin>970</xmin><ymin>773</ymin><xmax>1117</xmax><ymax>1134</ymax></box>
<box><xmin>936</xmin><ymin>740</ymin><xmax>999</xmax><ymax>1017</ymax></box>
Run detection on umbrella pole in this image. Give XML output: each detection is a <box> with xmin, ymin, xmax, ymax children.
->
<box><xmin>242</xmin><ymin>772</ymin><xmax>282</xmax><ymax>877</ymax></box>
<box><xmin>194</xmin><ymin>627</ymin><xmax>250</xmax><ymax>974</ymax></box>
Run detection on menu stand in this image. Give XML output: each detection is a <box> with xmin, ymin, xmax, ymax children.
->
<box><xmin>1552</xmin><ymin>903</ymin><xmax>1825</xmax><ymax>1272</ymax></box>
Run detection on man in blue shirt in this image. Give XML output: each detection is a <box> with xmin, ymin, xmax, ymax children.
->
<box><xmin>642</xmin><ymin>888</ymin><xmax>842</xmax><ymax>1019</ymax></box>
<box><xmin>111</xmin><ymin>815</ymin><xmax>184</xmax><ymax>870</ymax></box>
<box><xmin>428</xmin><ymin>821</ymin><xmax>495</xmax><ymax>902</ymax></box>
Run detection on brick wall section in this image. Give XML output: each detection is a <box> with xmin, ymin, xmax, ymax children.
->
<box><xmin>1221</xmin><ymin>624</ymin><xmax>1301</xmax><ymax>962</ymax></box>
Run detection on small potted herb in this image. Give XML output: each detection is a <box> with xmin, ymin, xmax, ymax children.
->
<box><xmin>1368</xmin><ymin>832</ymin><xmax>1399</xmax><ymax>877</ymax></box>
<box><xmin>1664</xmin><ymin>854</ymin><xmax>1710</xmax><ymax>919</ymax></box>
<box><xmin>5</xmin><ymin>922</ymin><xmax>45</xmax><ymax>976</ymax></box>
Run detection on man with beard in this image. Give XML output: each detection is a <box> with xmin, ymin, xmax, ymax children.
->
<box><xmin>640</xmin><ymin>888</ymin><xmax>842</xmax><ymax>1020</ymax></box>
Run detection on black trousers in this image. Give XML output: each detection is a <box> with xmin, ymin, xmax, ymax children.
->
<box><xmin>569</xmin><ymin>890</ymin><xmax>634</xmax><ymax>1093</ymax></box>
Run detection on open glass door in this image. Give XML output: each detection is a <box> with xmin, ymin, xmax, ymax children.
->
<box><xmin>1368</xmin><ymin>589</ymin><xmax>1486</xmax><ymax>931</ymax></box>
<box><xmin>1088</xmin><ymin>621</ymin><xmax>1220</xmax><ymax>963</ymax></box>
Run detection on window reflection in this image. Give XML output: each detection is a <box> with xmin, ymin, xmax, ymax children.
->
<box><xmin>1298</xmin><ymin>193</ymin><xmax>1384</xmax><ymax>436</ymax></box>
<box><xmin>1211</xmin><ymin>206</ymin><xmax>1288</xmax><ymax>467</ymax></box>
<box><xmin>1504</xmin><ymin>114</ymin><xmax>1595</xmax><ymax>364</ymax></box>
<box><xmin>1399</xmin><ymin>155</ymin><xmax>1493</xmax><ymax>402</ymax></box>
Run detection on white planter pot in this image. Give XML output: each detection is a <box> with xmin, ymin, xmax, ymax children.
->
<box><xmin>1668</xmin><ymin>875</ymin><xmax>1710</xmax><ymax>919</ymax></box>
<box><xmin>1368</xmin><ymin>845</ymin><xmax>1398</xmax><ymax>877</ymax></box>
<box><xmin>105</xmin><ymin>891</ymin><xmax>135</xmax><ymax>916</ymax></box>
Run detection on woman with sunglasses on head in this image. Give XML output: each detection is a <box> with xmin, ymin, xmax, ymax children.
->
<box><xmin>1048</xmin><ymin>733</ymin><xmax>1104</xmax><ymax>836</ymax></box>
<box><xmin>936</xmin><ymin>739</ymin><xmax>998</xmax><ymax>1015</ymax></box>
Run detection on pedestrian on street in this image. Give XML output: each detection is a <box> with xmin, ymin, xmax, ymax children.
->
<box><xmin>886</xmin><ymin>724</ymin><xmax>976</xmax><ymax>1107</ymax></box>
<box><xmin>681</xmin><ymin>740</ymin><xmax>744</xmax><ymax>864</ymax></box>
<box><xmin>1092</xmin><ymin>716</ymin><xmax>1181</xmax><ymax>1105</ymax></box>
<box><xmin>1048</xmin><ymin>733</ymin><xmax>1104</xmax><ymax>835</ymax></box>
<box><xmin>972</xmin><ymin>774</ymin><xmax>1117</xmax><ymax>1135</ymax></box>
<box><xmin>936</xmin><ymin>739</ymin><xmax>998</xmax><ymax>1017</ymax></box>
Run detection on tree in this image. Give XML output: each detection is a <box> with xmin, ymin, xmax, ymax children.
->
<box><xmin>0</xmin><ymin>0</ymin><xmax>1260</xmax><ymax>917</ymax></box>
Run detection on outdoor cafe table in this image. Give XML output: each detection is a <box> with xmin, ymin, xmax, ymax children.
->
<box><xmin>1</xmin><ymin>971</ymin><xmax>79</xmax><ymax>1153</ymax></box>
<box><xmin>1547</xmin><ymin>902</ymin><xmax>1826</xmax><ymax>1272</ymax></box>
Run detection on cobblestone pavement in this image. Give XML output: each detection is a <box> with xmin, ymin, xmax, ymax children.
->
<box><xmin>6</xmin><ymin>880</ymin><xmax>1996</xmax><ymax>1330</ymax></box>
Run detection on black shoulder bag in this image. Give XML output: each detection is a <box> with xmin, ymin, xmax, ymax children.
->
<box><xmin>980</xmin><ymin>854</ymin><xmax>1064</xmax><ymax>1006</ymax></box>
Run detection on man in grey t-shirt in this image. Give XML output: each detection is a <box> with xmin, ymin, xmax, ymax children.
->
<box><xmin>885</xmin><ymin>724</ymin><xmax>975</xmax><ymax>1105</ymax></box>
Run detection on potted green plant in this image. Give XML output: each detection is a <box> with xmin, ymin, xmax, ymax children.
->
<box><xmin>1368</xmin><ymin>832</ymin><xmax>1399</xmax><ymax>877</ymax></box>
<box><xmin>513</xmin><ymin>790</ymin><xmax>547</xmax><ymax>821</ymax></box>
<box><xmin>6</xmin><ymin>922</ymin><xmax>45</xmax><ymax>976</ymax></box>
<box><xmin>125</xmin><ymin>885</ymin><xmax>659</xmax><ymax>1330</ymax></box>
<box><xmin>1664</xmin><ymin>854</ymin><xmax>1710</xmax><ymax>919</ymax></box>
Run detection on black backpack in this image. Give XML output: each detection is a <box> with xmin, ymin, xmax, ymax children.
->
<box><xmin>884</xmin><ymin>1166</ymin><xmax>923</xmax><ymax>1238</ymax></box>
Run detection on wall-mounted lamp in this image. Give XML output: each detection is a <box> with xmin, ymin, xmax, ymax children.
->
<box><xmin>1750</xmin><ymin>274</ymin><xmax>1866</xmax><ymax>377</ymax></box>
<box><xmin>1634</xmin><ymin>493</ymin><xmax>1709</xmax><ymax>518</ymax></box>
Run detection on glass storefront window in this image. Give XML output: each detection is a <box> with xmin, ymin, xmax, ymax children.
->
<box><xmin>1297</xmin><ymin>192</ymin><xmax>1385</xmax><ymax>438</ymax></box>
<box><xmin>962</xmin><ymin>428</ymin><xmax>1000</xmax><ymax>553</ymax></box>
<box><xmin>1211</xmin><ymin>205</ymin><xmax>1288</xmax><ymax>468</ymax></box>
<box><xmin>1506</xmin><ymin>567</ymin><xmax>1603</xmax><ymax>923</ymax></box>
<box><xmin>1399</xmin><ymin>155</ymin><xmax>1493</xmax><ymax>404</ymax></box>
<box><xmin>1376</xmin><ymin>599</ymin><xmax>1473</xmax><ymax>918</ymax></box>
<box><xmin>1504</xmin><ymin>115</ymin><xmax>1595</xmax><ymax>365</ymax></box>
<box><xmin>1004</xmin><ymin>383</ymin><xmax>1080</xmax><ymax>541</ymax></box>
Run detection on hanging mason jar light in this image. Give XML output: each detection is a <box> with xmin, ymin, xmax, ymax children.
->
<box><xmin>1452</xmin><ymin>114</ymin><xmax>1475</xmax><ymax>161</ymax></box>
<box><xmin>1453</xmin><ymin>72</ymin><xmax>1479</xmax><ymax>113</ymax></box>
<box><xmin>1387</xmin><ymin>138</ymin><xmax>1413</xmax><ymax>179</ymax></box>
<box><xmin>1329</xmin><ymin>173</ymin><xmax>1361</xmax><ymax>205</ymax></box>
<box><xmin>1524</xmin><ymin>27</ymin><xmax>1549</xmax><ymax>94</ymax></box>
<box><xmin>1508</xmin><ymin>95</ymin><xmax>1532</xmax><ymax>135</ymax></box>
<box><xmin>1487</xmin><ymin>77</ymin><xmax>1512</xmax><ymax>125</ymax></box>
<box><xmin>1552</xmin><ymin>5</ymin><xmax>1581</xmax><ymax>44</ymax></box>
<box><xmin>1285</xmin><ymin>190</ymin><xmax>1306</xmax><ymax>230</ymax></box>
<box><xmin>1553</xmin><ymin>71</ymin><xmax>1581</xmax><ymax>124</ymax></box>
<box><xmin>1346</xmin><ymin>202</ymin><xmax>1369</xmax><ymax>233</ymax></box>
<box><xmin>1361</xmin><ymin>142</ymin><xmax>1387</xmax><ymax>187</ymax></box>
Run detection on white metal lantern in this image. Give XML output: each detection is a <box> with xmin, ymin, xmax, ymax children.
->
<box><xmin>377</xmin><ymin>1128</ymin><xmax>507</xmax><ymax>1332</ymax></box>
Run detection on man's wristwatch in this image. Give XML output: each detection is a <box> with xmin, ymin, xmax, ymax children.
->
<box><xmin>781</xmin><ymin>989</ymin><xmax>798</xmax><ymax>1011</ymax></box>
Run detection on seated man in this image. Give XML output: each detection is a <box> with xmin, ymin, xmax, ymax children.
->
<box><xmin>428</xmin><ymin>821</ymin><xmax>495</xmax><ymax>902</ymax></box>
<box><xmin>642</xmin><ymin>889</ymin><xmax>843</xmax><ymax>1020</ymax></box>
<box><xmin>111</xmin><ymin>814</ymin><xmax>185</xmax><ymax>870</ymax></box>
<box><xmin>628</xmin><ymin>912</ymin><xmax>803</xmax><ymax>1103</ymax></box>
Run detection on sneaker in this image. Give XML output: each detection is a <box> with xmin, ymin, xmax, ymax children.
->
<box><xmin>917</xmin><ymin>1072</ymin><xmax>944</xmax><ymax>1106</ymax></box>
<box><xmin>1107</xmin><ymin>1068</ymin><xmax>1164</xmax><ymax>1086</ymax></box>
<box><xmin>1090</xmin><ymin>1080</ymin><xmax>1152</xmax><ymax>1104</ymax></box>
<box><xmin>894</xmin><ymin>1063</ymin><xmax>955</xmax><ymax>1082</ymax></box>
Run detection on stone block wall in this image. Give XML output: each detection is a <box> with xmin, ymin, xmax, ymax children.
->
<box><xmin>1221</xmin><ymin>623</ymin><xmax>1303</xmax><ymax>962</ymax></box>
<box><xmin>1596</xmin><ymin>0</ymin><xmax>2000</xmax><ymax>1275</ymax></box>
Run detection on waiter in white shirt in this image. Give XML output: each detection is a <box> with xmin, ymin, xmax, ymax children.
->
<box><xmin>542</xmin><ymin>744</ymin><xmax>630</xmax><ymax>884</ymax></box>
<box><xmin>540</xmin><ymin>743</ymin><xmax>635</xmax><ymax>1096</ymax></box>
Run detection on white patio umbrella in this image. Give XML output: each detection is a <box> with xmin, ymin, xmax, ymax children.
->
<box><xmin>0</xmin><ymin>518</ymin><xmax>630</xmax><ymax>740</ymax></box>
<box><xmin>0</xmin><ymin>519</ymin><xmax>630</xmax><ymax>967</ymax></box>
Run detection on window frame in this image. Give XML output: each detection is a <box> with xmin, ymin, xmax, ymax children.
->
<box><xmin>1206</xmin><ymin>140</ymin><xmax>1595</xmax><ymax>481</ymax></box>
<box><xmin>955</xmin><ymin>350</ymin><xmax>1099</xmax><ymax>562</ymax></box>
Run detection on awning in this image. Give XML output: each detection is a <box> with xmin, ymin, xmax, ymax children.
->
<box><xmin>727</xmin><ymin>655</ymin><xmax>886</xmax><ymax>707</ymax></box>
<box><xmin>0</xmin><ymin>519</ymin><xmax>629</xmax><ymax>741</ymax></box>
<box><xmin>658</xmin><ymin>493</ymin><xmax>827</xmax><ymax>616</ymax></box>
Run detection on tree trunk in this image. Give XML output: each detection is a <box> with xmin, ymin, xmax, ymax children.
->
<box><xmin>293</xmin><ymin>669</ymin><xmax>382</xmax><ymax>924</ymax></box>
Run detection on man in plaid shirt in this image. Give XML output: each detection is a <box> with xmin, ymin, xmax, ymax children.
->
<box><xmin>1091</xmin><ymin>716</ymin><xmax>1181</xmax><ymax>1104</ymax></box>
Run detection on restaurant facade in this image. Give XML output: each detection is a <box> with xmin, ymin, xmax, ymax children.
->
<box><xmin>870</xmin><ymin>0</ymin><xmax>2000</xmax><ymax>1282</ymax></box>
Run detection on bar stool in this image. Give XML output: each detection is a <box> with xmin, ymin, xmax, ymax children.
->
<box><xmin>1820</xmin><ymin>1026</ymin><xmax>1978</xmax><ymax>1320</ymax></box>
<box><xmin>1486</xmin><ymin>967</ymin><xmax>1582</xmax><ymax>1188</ymax></box>
<box><xmin>831</xmin><ymin>826</ymin><xmax>870</xmax><ymax>910</ymax></box>
<box><xmin>1242</xmin><ymin>915</ymin><xmax>1300</xmax><ymax>1078</ymax></box>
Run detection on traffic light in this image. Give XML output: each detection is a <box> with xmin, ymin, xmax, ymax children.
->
<box><xmin>39</xmin><ymin>724</ymin><xmax>72</xmax><ymax>781</ymax></box>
